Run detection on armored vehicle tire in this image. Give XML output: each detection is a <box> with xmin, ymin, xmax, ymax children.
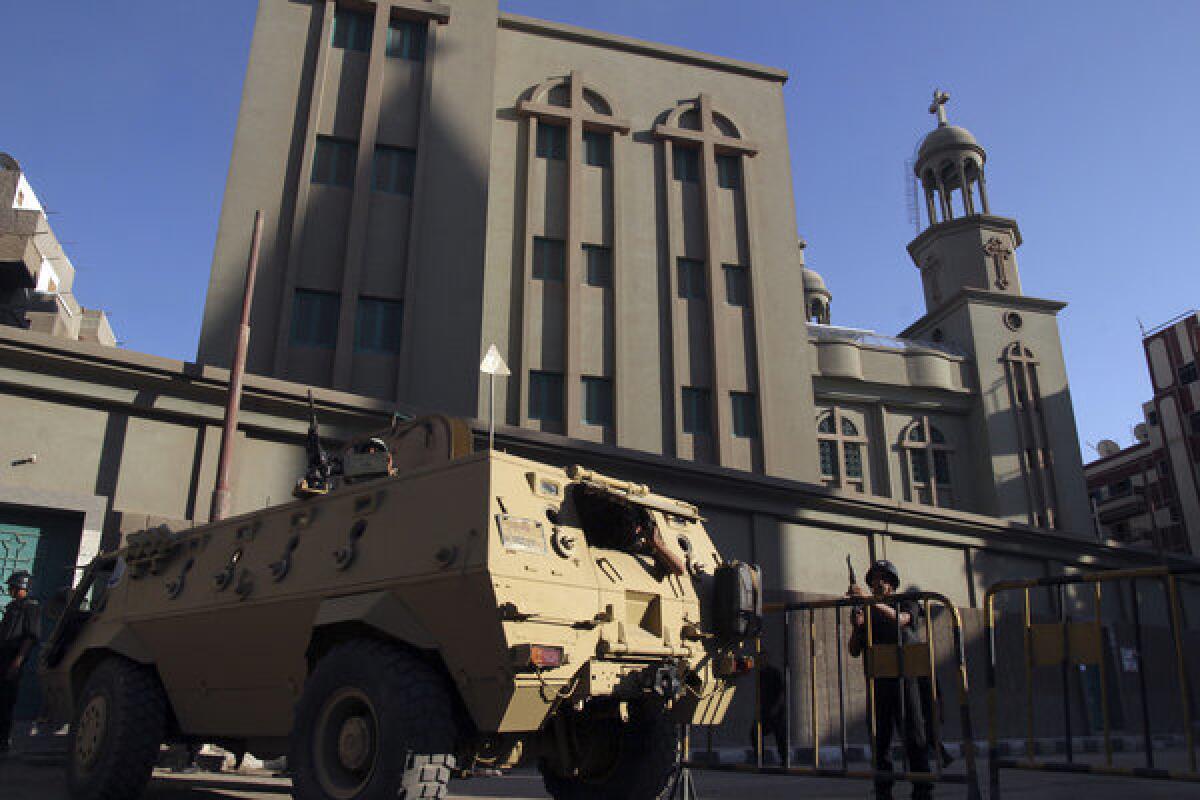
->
<box><xmin>66</xmin><ymin>656</ymin><xmax>168</xmax><ymax>800</ymax></box>
<box><xmin>540</xmin><ymin>702</ymin><xmax>681</xmax><ymax>800</ymax></box>
<box><xmin>290</xmin><ymin>639</ymin><xmax>458</xmax><ymax>800</ymax></box>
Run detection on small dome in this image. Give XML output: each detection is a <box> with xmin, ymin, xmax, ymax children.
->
<box><xmin>917</xmin><ymin>124</ymin><xmax>984</xmax><ymax>165</ymax></box>
<box><xmin>802</xmin><ymin>267</ymin><xmax>830</xmax><ymax>296</ymax></box>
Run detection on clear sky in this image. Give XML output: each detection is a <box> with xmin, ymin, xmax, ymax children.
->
<box><xmin>4</xmin><ymin>1</ymin><xmax>1198</xmax><ymax>458</ymax></box>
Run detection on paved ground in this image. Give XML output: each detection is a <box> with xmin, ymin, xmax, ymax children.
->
<box><xmin>2</xmin><ymin>758</ymin><xmax>1199</xmax><ymax>800</ymax></box>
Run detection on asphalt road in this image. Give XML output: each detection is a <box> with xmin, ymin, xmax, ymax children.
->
<box><xmin>2</xmin><ymin>760</ymin><xmax>1199</xmax><ymax>800</ymax></box>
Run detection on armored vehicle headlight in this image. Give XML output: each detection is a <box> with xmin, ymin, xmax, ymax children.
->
<box><xmin>511</xmin><ymin>643</ymin><xmax>567</xmax><ymax>670</ymax></box>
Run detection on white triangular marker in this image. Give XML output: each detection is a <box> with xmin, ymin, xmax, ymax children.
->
<box><xmin>479</xmin><ymin>344</ymin><xmax>511</xmax><ymax>376</ymax></box>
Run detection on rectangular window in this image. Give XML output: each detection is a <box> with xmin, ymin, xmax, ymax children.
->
<box><xmin>845</xmin><ymin>442</ymin><xmax>864</xmax><ymax>479</ymax></box>
<box><xmin>1147</xmin><ymin>410</ymin><xmax>1159</xmax><ymax>426</ymax></box>
<box><xmin>716</xmin><ymin>154</ymin><xmax>741</xmax><ymax>189</ymax></box>
<box><xmin>723</xmin><ymin>264</ymin><xmax>749</xmax><ymax>306</ymax></box>
<box><xmin>386</xmin><ymin>18</ymin><xmax>426</xmax><ymax>60</ymax></box>
<box><xmin>1158</xmin><ymin>460</ymin><xmax>1170</xmax><ymax>478</ymax></box>
<box><xmin>910</xmin><ymin>451</ymin><xmax>929</xmax><ymax>484</ymax></box>
<box><xmin>681</xmin><ymin>387</ymin><xmax>711</xmax><ymax>435</ymax></box>
<box><xmin>354</xmin><ymin>297</ymin><xmax>403</xmax><ymax>354</ymax></box>
<box><xmin>332</xmin><ymin>8</ymin><xmax>372</xmax><ymax>52</ymax></box>
<box><xmin>536</xmin><ymin>124</ymin><xmax>567</xmax><ymax>160</ymax></box>
<box><xmin>673</xmin><ymin>147</ymin><xmax>699</xmax><ymax>182</ymax></box>
<box><xmin>1180</xmin><ymin>362</ymin><xmax>1198</xmax><ymax>385</ymax></box>
<box><xmin>372</xmin><ymin>145</ymin><xmax>416</xmax><ymax>195</ymax></box>
<box><xmin>313</xmin><ymin>136</ymin><xmax>357</xmax><ymax>187</ymax></box>
<box><xmin>1108</xmin><ymin>478</ymin><xmax>1132</xmax><ymax>497</ymax></box>
<box><xmin>583</xmin><ymin>244</ymin><xmax>611</xmax><ymax>287</ymax></box>
<box><xmin>677</xmin><ymin>258</ymin><xmax>706</xmax><ymax>299</ymax></box>
<box><xmin>533</xmin><ymin>237</ymin><xmax>565</xmax><ymax>281</ymax></box>
<box><xmin>582</xmin><ymin>376</ymin><xmax>613</xmax><ymax>426</ymax></box>
<box><xmin>1191</xmin><ymin>411</ymin><xmax>1200</xmax><ymax>435</ymax></box>
<box><xmin>291</xmin><ymin>289</ymin><xmax>340</xmax><ymax>349</ymax></box>
<box><xmin>731</xmin><ymin>392</ymin><xmax>757</xmax><ymax>438</ymax></box>
<box><xmin>819</xmin><ymin>441</ymin><xmax>839</xmax><ymax>478</ymax></box>
<box><xmin>529</xmin><ymin>371</ymin><xmax>564</xmax><ymax>422</ymax></box>
<box><xmin>933</xmin><ymin>451</ymin><xmax>951</xmax><ymax>484</ymax></box>
<box><xmin>583</xmin><ymin>130</ymin><xmax>611</xmax><ymax>167</ymax></box>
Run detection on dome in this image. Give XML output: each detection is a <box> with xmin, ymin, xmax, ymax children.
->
<box><xmin>917</xmin><ymin>124</ymin><xmax>984</xmax><ymax>165</ymax></box>
<box><xmin>802</xmin><ymin>267</ymin><xmax>830</xmax><ymax>296</ymax></box>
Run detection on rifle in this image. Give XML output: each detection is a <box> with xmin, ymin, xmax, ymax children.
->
<box><xmin>295</xmin><ymin>390</ymin><xmax>337</xmax><ymax>497</ymax></box>
<box><xmin>846</xmin><ymin>554</ymin><xmax>857</xmax><ymax>588</ymax></box>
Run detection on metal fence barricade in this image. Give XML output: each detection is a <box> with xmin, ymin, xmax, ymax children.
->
<box><xmin>984</xmin><ymin>565</ymin><xmax>1200</xmax><ymax>798</ymax></box>
<box><xmin>678</xmin><ymin>590</ymin><xmax>982</xmax><ymax>799</ymax></box>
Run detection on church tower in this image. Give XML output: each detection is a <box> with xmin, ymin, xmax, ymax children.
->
<box><xmin>901</xmin><ymin>91</ymin><xmax>1090</xmax><ymax>533</ymax></box>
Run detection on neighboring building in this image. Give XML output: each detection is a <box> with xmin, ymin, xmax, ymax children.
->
<box><xmin>197</xmin><ymin>1</ymin><xmax>1091</xmax><ymax>535</ymax></box>
<box><xmin>0</xmin><ymin>154</ymin><xmax>116</xmax><ymax>347</ymax></box>
<box><xmin>1085</xmin><ymin>310</ymin><xmax>1200</xmax><ymax>555</ymax></box>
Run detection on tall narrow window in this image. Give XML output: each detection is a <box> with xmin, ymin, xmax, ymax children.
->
<box><xmin>291</xmin><ymin>289</ymin><xmax>340</xmax><ymax>349</ymax></box>
<box><xmin>536</xmin><ymin>124</ymin><xmax>567</xmax><ymax>160</ymax></box>
<box><xmin>583</xmin><ymin>244</ymin><xmax>611</xmax><ymax>287</ymax></box>
<box><xmin>386</xmin><ymin>18</ymin><xmax>426</xmax><ymax>60</ymax></box>
<box><xmin>677</xmin><ymin>258</ymin><xmax>706</xmax><ymax>299</ymax></box>
<box><xmin>900</xmin><ymin>418</ymin><xmax>954</xmax><ymax>507</ymax></box>
<box><xmin>333</xmin><ymin>8</ymin><xmax>372</xmax><ymax>51</ymax></box>
<box><xmin>1179</xmin><ymin>362</ymin><xmax>1198</xmax><ymax>385</ymax></box>
<box><xmin>731</xmin><ymin>392</ymin><xmax>758</xmax><ymax>438</ymax></box>
<box><xmin>582</xmin><ymin>376</ymin><xmax>613</xmax><ymax>426</ymax></box>
<box><xmin>354</xmin><ymin>297</ymin><xmax>403</xmax><ymax>353</ymax></box>
<box><xmin>372</xmin><ymin>145</ymin><xmax>416</xmax><ymax>195</ymax></box>
<box><xmin>716</xmin><ymin>154</ymin><xmax>741</xmax><ymax>189</ymax></box>
<box><xmin>533</xmin><ymin>237</ymin><xmax>565</xmax><ymax>280</ymax></box>
<box><xmin>723</xmin><ymin>265</ymin><xmax>749</xmax><ymax>307</ymax></box>
<box><xmin>681</xmin><ymin>387</ymin><xmax>711</xmax><ymax>434</ymax></box>
<box><xmin>583</xmin><ymin>130</ymin><xmax>611</xmax><ymax>167</ymax></box>
<box><xmin>1004</xmin><ymin>342</ymin><xmax>1060</xmax><ymax>528</ymax></box>
<box><xmin>673</xmin><ymin>147</ymin><xmax>699</xmax><ymax>182</ymax></box>
<box><xmin>529</xmin><ymin>371</ymin><xmax>564</xmax><ymax>422</ymax></box>
<box><xmin>313</xmin><ymin>137</ymin><xmax>357</xmax><ymax>187</ymax></box>
<box><xmin>816</xmin><ymin>409</ymin><xmax>869</xmax><ymax>493</ymax></box>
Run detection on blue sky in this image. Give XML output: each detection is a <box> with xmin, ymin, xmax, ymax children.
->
<box><xmin>4</xmin><ymin>1</ymin><xmax>1197</xmax><ymax>457</ymax></box>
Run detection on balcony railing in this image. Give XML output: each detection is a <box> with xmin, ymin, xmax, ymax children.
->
<box><xmin>807</xmin><ymin>323</ymin><xmax>966</xmax><ymax>357</ymax></box>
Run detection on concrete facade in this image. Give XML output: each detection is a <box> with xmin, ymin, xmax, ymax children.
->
<box><xmin>196</xmin><ymin>1</ymin><xmax>1091</xmax><ymax>541</ymax></box>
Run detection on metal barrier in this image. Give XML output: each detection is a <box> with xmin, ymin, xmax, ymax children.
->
<box><xmin>679</xmin><ymin>591</ymin><xmax>982</xmax><ymax>799</ymax></box>
<box><xmin>984</xmin><ymin>565</ymin><xmax>1200</xmax><ymax>798</ymax></box>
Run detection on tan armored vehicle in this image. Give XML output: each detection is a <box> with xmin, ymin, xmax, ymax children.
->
<box><xmin>40</xmin><ymin>415</ymin><xmax>762</xmax><ymax>800</ymax></box>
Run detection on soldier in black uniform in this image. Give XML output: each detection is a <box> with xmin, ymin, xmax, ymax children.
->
<box><xmin>847</xmin><ymin>560</ymin><xmax>931</xmax><ymax>800</ymax></box>
<box><xmin>1</xmin><ymin>570</ymin><xmax>42</xmax><ymax>756</ymax></box>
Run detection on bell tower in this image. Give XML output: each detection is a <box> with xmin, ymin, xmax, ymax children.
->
<box><xmin>900</xmin><ymin>91</ymin><xmax>1091</xmax><ymax>535</ymax></box>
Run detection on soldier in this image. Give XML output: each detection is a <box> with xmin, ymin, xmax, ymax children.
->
<box><xmin>1</xmin><ymin>570</ymin><xmax>42</xmax><ymax>756</ymax></box>
<box><xmin>847</xmin><ymin>560</ymin><xmax>931</xmax><ymax>800</ymax></box>
<box><xmin>747</xmin><ymin>650</ymin><xmax>787</xmax><ymax>764</ymax></box>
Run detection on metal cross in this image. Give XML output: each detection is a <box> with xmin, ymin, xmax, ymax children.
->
<box><xmin>929</xmin><ymin>89</ymin><xmax>950</xmax><ymax>125</ymax></box>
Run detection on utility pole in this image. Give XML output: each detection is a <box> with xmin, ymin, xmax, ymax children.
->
<box><xmin>210</xmin><ymin>210</ymin><xmax>264</xmax><ymax>522</ymax></box>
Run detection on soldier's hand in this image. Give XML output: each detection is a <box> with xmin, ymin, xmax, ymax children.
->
<box><xmin>851</xmin><ymin>608</ymin><xmax>865</xmax><ymax>627</ymax></box>
<box><xmin>847</xmin><ymin>583</ymin><xmax>870</xmax><ymax>599</ymax></box>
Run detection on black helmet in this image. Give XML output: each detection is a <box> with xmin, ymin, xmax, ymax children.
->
<box><xmin>865</xmin><ymin>559</ymin><xmax>899</xmax><ymax>589</ymax></box>
<box><xmin>6</xmin><ymin>570</ymin><xmax>32</xmax><ymax>591</ymax></box>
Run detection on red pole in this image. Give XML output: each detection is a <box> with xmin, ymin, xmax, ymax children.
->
<box><xmin>209</xmin><ymin>210</ymin><xmax>264</xmax><ymax>522</ymax></box>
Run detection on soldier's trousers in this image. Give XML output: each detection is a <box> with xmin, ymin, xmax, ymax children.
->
<box><xmin>874</xmin><ymin>678</ymin><xmax>931</xmax><ymax>799</ymax></box>
<box><xmin>0</xmin><ymin>660</ymin><xmax>20</xmax><ymax>750</ymax></box>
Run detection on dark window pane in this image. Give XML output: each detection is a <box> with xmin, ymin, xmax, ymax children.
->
<box><xmin>716</xmin><ymin>154</ymin><xmax>740</xmax><ymax>189</ymax></box>
<box><xmin>372</xmin><ymin>145</ymin><xmax>415</xmax><ymax>195</ymax></box>
<box><xmin>819</xmin><ymin>440</ymin><xmax>838</xmax><ymax>477</ymax></box>
<box><xmin>583</xmin><ymin>130</ymin><xmax>611</xmax><ymax>167</ymax></box>
<box><xmin>910</xmin><ymin>451</ymin><xmax>929</xmax><ymax>484</ymax></box>
<box><xmin>533</xmin><ymin>237</ymin><xmax>565</xmax><ymax>280</ymax></box>
<box><xmin>845</xmin><ymin>442</ymin><xmax>863</xmax><ymax>479</ymax></box>
<box><xmin>291</xmin><ymin>289</ymin><xmax>339</xmax><ymax>348</ymax></box>
<box><xmin>673</xmin><ymin>147</ymin><xmax>699</xmax><ymax>182</ymax></box>
<box><xmin>731</xmin><ymin>392</ymin><xmax>757</xmax><ymax>438</ymax></box>
<box><xmin>354</xmin><ymin>297</ymin><xmax>403</xmax><ymax>353</ymax></box>
<box><xmin>1191</xmin><ymin>411</ymin><xmax>1200</xmax><ymax>435</ymax></box>
<box><xmin>583</xmin><ymin>244</ymin><xmax>611</xmax><ymax>287</ymax></box>
<box><xmin>723</xmin><ymin>265</ymin><xmax>748</xmax><ymax>306</ymax></box>
<box><xmin>933</xmin><ymin>450</ymin><xmax>951</xmax><ymax>484</ymax></box>
<box><xmin>529</xmin><ymin>371</ymin><xmax>563</xmax><ymax>422</ymax></box>
<box><xmin>582</xmin><ymin>376</ymin><xmax>613</xmax><ymax>426</ymax></box>
<box><xmin>682</xmin><ymin>387</ymin><xmax>710</xmax><ymax>434</ymax></box>
<box><xmin>840</xmin><ymin>417</ymin><xmax>859</xmax><ymax>437</ymax></box>
<box><xmin>930</xmin><ymin>426</ymin><xmax>946</xmax><ymax>444</ymax></box>
<box><xmin>386</xmin><ymin>18</ymin><xmax>426</xmax><ymax>60</ymax></box>
<box><xmin>817</xmin><ymin>414</ymin><xmax>836</xmax><ymax>434</ymax></box>
<box><xmin>1147</xmin><ymin>410</ymin><xmax>1159</xmax><ymax>426</ymax></box>
<box><xmin>536</xmin><ymin>124</ymin><xmax>566</xmax><ymax>160</ymax></box>
<box><xmin>333</xmin><ymin>8</ymin><xmax>372</xmax><ymax>51</ymax></box>
<box><xmin>1180</xmin><ymin>362</ymin><xmax>1198</xmax><ymax>385</ymax></box>
<box><xmin>677</xmin><ymin>258</ymin><xmax>706</xmax><ymax>299</ymax></box>
<box><xmin>908</xmin><ymin>424</ymin><xmax>926</xmax><ymax>443</ymax></box>
<box><xmin>313</xmin><ymin>137</ymin><xmax>357</xmax><ymax>187</ymax></box>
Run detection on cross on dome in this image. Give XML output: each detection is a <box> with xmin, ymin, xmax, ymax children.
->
<box><xmin>929</xmin><ymin>89</ymin><xmax>950</xmax><ymax>126</ymax></box>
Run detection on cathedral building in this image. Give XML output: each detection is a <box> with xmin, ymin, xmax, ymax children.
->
<box><xmin>197</xmin><ymin>0</ymin><xmax>1090</xmax><ymax>535</ymax></box>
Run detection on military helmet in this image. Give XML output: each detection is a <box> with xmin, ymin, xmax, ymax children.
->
<box><xmin>865</xmin><ymin>559</ymin><xmax>900</xmax><ymax>589</ymax></box>
<box><xmin>6</xmin><ymin>570</ymin><xmax>32</xmax><ymax>591</ymax></box>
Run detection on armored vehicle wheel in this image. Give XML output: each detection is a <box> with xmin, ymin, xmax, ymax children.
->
<box><xmin>66</xmin><ymin>657</ymin><xmax>168</xmax><ymax>800</ymax></box>
<box><xmin>290</xmin><ymin>640</ymin><xmax>458</xmax><ymax>800</ymax></box>
<box><xmin>540</xmin><ymin>702</ymin><xmax>681</xmax><ymax>800</ymax></box>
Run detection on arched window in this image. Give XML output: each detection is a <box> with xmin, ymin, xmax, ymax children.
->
<box><xmin>1003</xmin><ymin>342</ymin><xmax>1060</xmax><ymax>528</ymax></box>
<box><xmin>816</xmin><ymin>409</ymin><xmax>868</xmax><ymax>493</ymax></box>
<box><xmin>900</xmin><ymin>417</ymin><xmax>954</xmax><ymax>507</ymax></box>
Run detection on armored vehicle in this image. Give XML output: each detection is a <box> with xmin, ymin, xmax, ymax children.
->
<box><xmin>40</xmin><ymin>415</ymin><xmax>761</xmax><ymax>800</ymax></box>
